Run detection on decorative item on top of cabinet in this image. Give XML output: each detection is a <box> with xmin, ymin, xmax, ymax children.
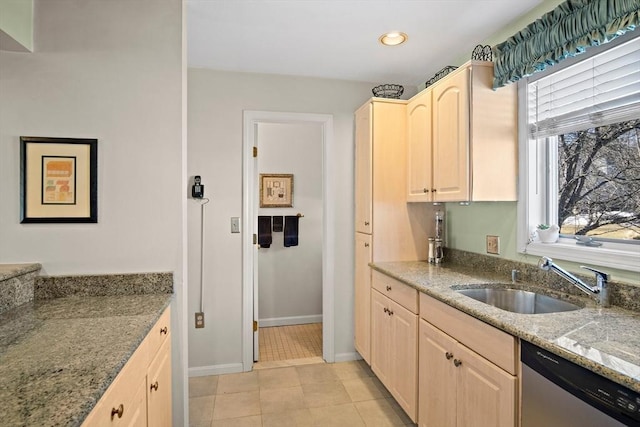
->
<box><xmin>471</xmin><ymin>45</ymin><xmax>493</xmax><ymax>61</ymax></box>
<box><xmin>425</xmin><ymin>66</ymin><xmax>458</xmax><ymax>88</ymax></box>
<box><xmin>409</xmin><ymin>60</ymin><xmax>517</xmax><ymax>203</ymax></box>
<box><xmin>372</xmin><ymin>83</ymin><xmax>404</xmax><ymax>99</ymax></box>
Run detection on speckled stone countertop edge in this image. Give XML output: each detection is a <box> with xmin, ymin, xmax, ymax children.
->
<box><xmin>370</xmin><ymin>261</ymin><xmax>640</xmax><ymax>393</ymax></box>
<box><xmin>0</xmin><ymin>263</ymin><xmax>42</xmax><ymax>282</ymax></box>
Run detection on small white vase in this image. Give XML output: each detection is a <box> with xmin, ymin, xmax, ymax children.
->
<box><xmin>537</xmin><ymin>225</ymin><xmax>560</xmax><ymax>243</ymax></box>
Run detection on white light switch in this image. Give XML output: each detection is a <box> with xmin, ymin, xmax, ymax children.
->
<box><xmin>231</xmin><ymin>217</ymin><xmax>240</xmax><ymax>233</ymax></box>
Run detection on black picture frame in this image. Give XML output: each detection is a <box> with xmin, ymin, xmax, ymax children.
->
<box><xmin>20</xmin><ymin>136</ymin><xmax>98</xmax><ymax>223</ymax></box>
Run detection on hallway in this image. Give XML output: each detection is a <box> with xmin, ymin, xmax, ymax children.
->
<box><xmin>189</xmin><ymin>361</ymin><xmax>417</xmax><ymax>426</ymax></box>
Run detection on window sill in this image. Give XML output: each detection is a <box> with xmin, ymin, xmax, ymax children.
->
<box><xmin>523</xmin><ymin>240</ymin><xmax>640</xmax><ymax>272</ymax></box>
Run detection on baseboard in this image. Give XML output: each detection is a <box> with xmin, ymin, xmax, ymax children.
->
<box><xmin>188</xmin><ymin>363</ymin><xmax>243</xmax><ymax>377</ymax></box>
<box><xmin>258</xmin><ymin>314</ymin><xmax>322</xmax><ymax>328</ymax></box>
<box><xmin>334</xmin><ymin>352</ymin><xmax>362</xmax><ymax>363</ymax></box>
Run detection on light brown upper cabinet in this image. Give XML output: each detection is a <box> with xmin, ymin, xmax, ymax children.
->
<box><xmin>408</xmin><ymin>61</ymin><xmax>517</xmax><ymax>203</ymax></box>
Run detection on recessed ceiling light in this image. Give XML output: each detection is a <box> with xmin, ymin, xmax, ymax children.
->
<box><xmin>379</xmin><ymin>31</ymin><xmax>408</xmax><ymax>46</ymax></box>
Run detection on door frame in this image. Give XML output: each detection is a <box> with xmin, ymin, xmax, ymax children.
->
<box><xmin>242</xmin><ymin>110</ymin><xmax>335</xmax><ymax>370</ymax></box>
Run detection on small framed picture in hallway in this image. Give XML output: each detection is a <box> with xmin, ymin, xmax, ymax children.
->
<box><xmin>260</xmin><ymin>173</ymin><xmax>293</xmax><ymax>207</ymax></box>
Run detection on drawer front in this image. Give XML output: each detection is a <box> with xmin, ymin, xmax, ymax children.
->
<box><xmin>420</xmin><ymin>293</ymin><xmax>517</xmax><ymax>374</ymax></box>
<box><xmin>372</xmin><ymin>270</ymin><xmax>418</xmax><ymax>314</ymax></box>
<box><xmin>146</xmin><ymin>307</ymin><xmax>171</xmax><ymax>363</ymax></box>
<box><xmin>81</xmin><ymin>339</ymin><xmax>148</xmax><ymax>427</ymax></box>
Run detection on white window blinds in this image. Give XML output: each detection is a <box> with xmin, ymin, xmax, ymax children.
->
<box><xmin>528</xmin><ymin>35</ymin><xmax>640</xmax><ymax>139</ymax></box>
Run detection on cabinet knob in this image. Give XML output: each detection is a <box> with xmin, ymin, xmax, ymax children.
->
<box><xmin>423</xmin><ymin>188</ymin><xmax>429</xmax><ymax>193</ymax></box>
<box><xmin>364</xmin><ymin>221</ymin><xmax>370</xmax><ymax>226</ymax></box>
<box><xmin>364</xmin><ymin>242</ymin><xmax>370</xmax><ymax>247</ymax></box>
<box><xmin>111</xmin><ymin>404</ymin><xmax>124</xmax><ymax>420</ymax></box>
<box><xmin>388</xmin><ymin>309</ymin><xmax>394</xmax><ymax>316</ymax></box>
<box><xmin>453</xmin><ymin>359</ymin><xmax>462</xmax><ymax>367</ymax></box>
<box><xmin>445</xmin><ymin>352</ymin><xmax>453</xmax><ymax>360</ymax></box>
<box><xmin>383</xmin><ymin>307</ymin><xmax>388</xmax><ymax>313</ymax></box>
<box><xmin>432</xmin><ymin>188</ymin><xmax>437</xmax><ymax>192</ymax></box>
<box><xmin>150</xmin><ymin>381</ymin><xmax>159</xmax><ymax>392</ymax></box>
<box><xmin>160</xmin><ymin>326</ymin><xmax>168</xmax><ymax>335</ymax></box>
<box><xmin>386</xmin><ymin>285</ymin><xmax>392</xmax><ymax>291</ymax></box>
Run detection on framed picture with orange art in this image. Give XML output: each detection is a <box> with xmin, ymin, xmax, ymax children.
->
<box><xmin>20</xmin><ymin>136</ymin><xmax>98</xmax><ymax>223</ymax></box>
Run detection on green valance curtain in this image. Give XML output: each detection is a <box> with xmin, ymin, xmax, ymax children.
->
<box><xmin>493</xmin><ymin>0</ymin><xmax>640</xmax><ymax>89</ymax></box>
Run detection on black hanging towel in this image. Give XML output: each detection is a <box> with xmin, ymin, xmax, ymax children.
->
<box><xmin>284</xmin><ymin>215</ymin><xmax>299</xmax><ymax>247</ymax></box>
<box><xmin>258</xmin><ymin>216</ymin><xmax>272</xmax><ymax>248</ymax></box>
<box><xmin>272</xmin><ymin>216</ymin><xmax>284</xmax><ymax>232</ymax></box>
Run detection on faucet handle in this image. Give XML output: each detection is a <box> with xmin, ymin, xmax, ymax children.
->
<box><xmin>580</xmin><ymin>265</ymin><xmax>609</xmax><ymax>282</ymax></box>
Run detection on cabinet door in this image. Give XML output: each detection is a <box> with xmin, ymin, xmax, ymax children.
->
<box><xmin>389</xmin><ymin>300</ymin><xmax>418</xmax><ymax>422</ymax></box>
<box><xmin>407</xmin><ymin>90</ymin><xmax>433</xmax><ymax>202</ymax></box>
<box><xmin>354</xmin><ymin>232</ymin><xmax>373</xmax><ymax>363</ymax></box>
<box><xmin>355</xmin><ymin>103</ymin><xmax>372</xmax><ymax>234</ymax></box>
<box><xmin>147</xmin><ymin>338</ymin><xmax>172</xmax><ymax>427</ymax></box>
<box><xmin>455</xmin><ymin>343</ymin><xmax>516</xmax><ymax>427</ymax></box>
<box><xmin>419</xmin><ymin>320</ymin><xmax>456</xmax><ymax>427</ymax></box>
<box><xmin>370</xmin><ymin>290</ymin><xmax>391</xmax><ymax>386</ymax></box>
<box><xmin>432</xmin><ymin>68</ymin><xmax>470</xmax><ymax>202</ymax></box>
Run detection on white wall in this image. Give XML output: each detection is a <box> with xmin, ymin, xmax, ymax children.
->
<box><xmin>0</xmin><ymin>0</ymin><xmax>186</xmax><ymax>423</ymax></box>
<box><xmin>187</xmin><ymin>68</ymin><xmax>392</xmax><ymax>370</ymax></box>
<box><xmin>0</xmin><ymin>0</ymin><xmax>33</xmax><ymax>51</ymax></box>
<box><xmin>257</xmin><ymin>122</ymin><xmax>323</xmax><ymax>324</ymax></box>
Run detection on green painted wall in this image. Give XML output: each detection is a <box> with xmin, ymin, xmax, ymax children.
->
<box><xmin>0</xmin><ymin>0</ymin><xmax>33</xmax><ymax>51</ymax></box>
<box><xmin>442</xmin><ymin>0</ymin><xmax>640</xmax><ymax>285</ymax></box>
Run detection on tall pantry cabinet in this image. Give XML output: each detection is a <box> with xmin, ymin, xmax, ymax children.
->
<box><xmin>353</xmin><ymin>98</ymin><xmax>431</xmax><ymax>364</ymax></box>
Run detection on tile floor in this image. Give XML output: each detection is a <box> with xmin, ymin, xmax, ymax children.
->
<box><xmin>258</xmin><ymin>323</ymin><xmax>322</xmax><ymax>362</ymax></box>
<box><xmin>189</xmin><ymin>360</ymin><xmax>417</xmax><ymax>427</ymax></box>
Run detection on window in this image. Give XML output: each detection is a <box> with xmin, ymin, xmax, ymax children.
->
<box><xmin>518</xmin><ymin>32</ymin><xmax>640</xmax><ymax>272</ymax></box>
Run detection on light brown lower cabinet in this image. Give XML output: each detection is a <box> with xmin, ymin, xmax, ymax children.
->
<box><xmin>82</xmin><ymin>307</ymin><xmax>172</xmax><ymax>427</ymax></box>
<box><xmin>418</xmin><ymin>319</ymin><xmax>517</xmax><ymax>427</ymax></box>
<box><xmin>371</xmin><ymin>288</ymin><xmax>418</xmax><ymax>422</ymax></box>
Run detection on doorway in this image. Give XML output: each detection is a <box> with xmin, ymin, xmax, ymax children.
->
<box><xmin>242</xmin><ymin>111</ymin><xmax>335</xmax><ymax>371</ymax></box>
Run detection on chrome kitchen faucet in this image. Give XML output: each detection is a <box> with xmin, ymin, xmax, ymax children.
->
<box><xmin>538</xmin><ymin>256</ymin><xmax>610</xmax><ymax>307</ymax></box>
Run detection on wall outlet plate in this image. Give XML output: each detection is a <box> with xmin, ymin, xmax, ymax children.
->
<box><xmin>195</xmin><ymin>312</ymin><xmax>205</xmax><ymax>328</ymax></box>
<box><xmin>486</xmin><ymin>235</ymin><xmax>500</xmax><ymax>255</ymax></box>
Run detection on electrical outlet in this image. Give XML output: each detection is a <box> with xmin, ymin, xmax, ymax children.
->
<box><xmin>486</xmin><ymin>235</ymin><xmax>500</xmax><ymax>255</ymax></box>
<box><xmin>195</xmin><ymin>312</ymin><xmax>205</xmax><ymax>328</ymax></box>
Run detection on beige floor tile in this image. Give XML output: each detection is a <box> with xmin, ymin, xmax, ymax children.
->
<box><xmin>331</xmin><ymin>360</ymin><xmax>374</xmax><ymax>380</ymax></box>
<box><xmin>260</xmin><ymin>386</ymin><xmax>306</xmax><ymax>414</ymax></box>
<box><xmin>355</xmin><ymin>399</ymin><xmax>406</xmax><ymax>426</ymax></box>
<box><xmin>217</xmin><ymin>371</ymin><xmax>259</xmax><ymax>394</ymax></box>
<box><xmin>212</xmin><ymin>391</ymin><xmax>261</xmax><ymax>420</ymax></box>
<box><xmin>309</xmin><ymin>403</ymin><xmax>366</xmax><ymax>427</ymax></box>
<box><xmin>296</xmin><ymin>363</ymin><xmax>340</xmax><ymax>384</ymax></box>
<box><xmin>189</xmin><ymin>395</ymin><xmax>215</xmax><ymax>425</ymax></box>
<box><xmin>302</xmin><ymin>381</ymin><xmax>351</xmax><ymax>408</ymax></box>
<box><xmin>385</xmin><ymin>397</ymin><xmax>416</xmax><ymax>425</ymax></box>
<box><xmin>370</xmin><ymin>375</ymin><xmax>392</xmax><ymax>398</ymax></box>
<box><xmin>258</xmin><ymin>366</ymin><xmax>301</xmax><ymax>389</ymax></box>
<box><xmin>262</xmin><ymin>409</ymin><xmax>313</xmax><ymax>427</ymax></box>
<box><xmin>190</xmin><ymin>375</ymin><xmax>219</xmax><ymax>398</ymax></box>
<box><xmin>343</xmin><ymin>377</ymin><xmax>387</xmax><ymax>402</ymax></box>
<box><xmin>210</xmin><ymin>415</ymin><xmax>262</xmax><ymax>427</ymax></box>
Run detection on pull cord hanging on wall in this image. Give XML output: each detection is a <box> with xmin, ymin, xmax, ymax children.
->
<box><xmin>198</xmin><ymin>197</ymin><xmax>210</xmax><ymax>314</ymax></box>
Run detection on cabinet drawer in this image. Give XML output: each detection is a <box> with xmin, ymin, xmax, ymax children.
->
<box><xmin>81</xmin><ymin>339</ymin><xmax>148</xmax><ymax>427</ymax></box>
<box><xmin>146</xmin><ymin>307</ymin><xmax>171</xmax><ymax>364</ymax></box>
<box><xmin>420</xmin><ymin>293</ymin><xmax>517</xmax><ymax>374</ymax></box>
<box><xmin>372</xmin><ymin>270</ymin><xmax>418</xmax><ymax>314</ymax></box>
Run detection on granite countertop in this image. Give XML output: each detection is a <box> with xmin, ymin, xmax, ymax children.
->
<box><xmin>0</xmin><ymin>263</ymin><xmax>42</xmax><ymax>281</ymax></box>
<box><xmin>371</xmin><ymin>261</ymin><xmax>640</xmax><ymax>393</ymax></box>
<box><xmin>0</xmin><ymin>293</ymin><xmax>172</xmax><ymax>427</ymax></box>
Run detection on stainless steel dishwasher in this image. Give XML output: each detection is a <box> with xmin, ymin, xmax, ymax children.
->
<box><xmin>521</xmin><ymin>341</ymin><xmax>640</xmax><ymax>427</ymax></box>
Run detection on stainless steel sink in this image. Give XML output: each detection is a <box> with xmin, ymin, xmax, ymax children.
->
<box><xmin>456</xmin><ymin>288</ymin><xmax>582</xmax><ymax>314</ymax></box>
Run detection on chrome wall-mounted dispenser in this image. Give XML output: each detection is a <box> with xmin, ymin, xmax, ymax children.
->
<box><xmin>428</xmin><ymin>210</ymin><xmax>445</xmax><ymax>264</ymax></box>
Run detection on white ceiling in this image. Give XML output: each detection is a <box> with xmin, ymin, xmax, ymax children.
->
<box><xmin>187</xmin><ymin>0</ymin><xmax>542</xmax><ymax>87</ymax></box>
